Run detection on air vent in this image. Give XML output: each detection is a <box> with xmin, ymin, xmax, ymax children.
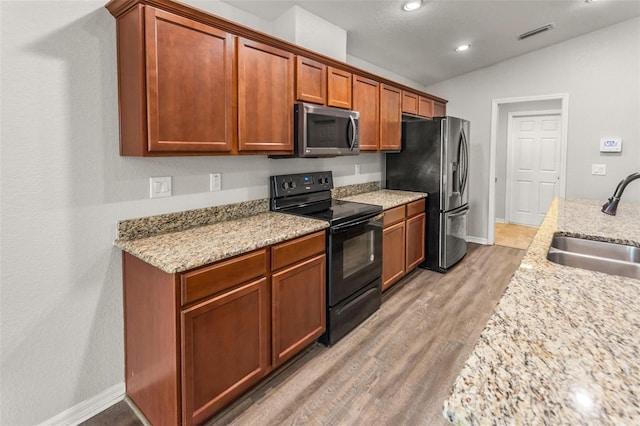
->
<box><xmin>518</xmin><ymin>23</ymin><xmax>555</xmax><ymax>40</ymax></box>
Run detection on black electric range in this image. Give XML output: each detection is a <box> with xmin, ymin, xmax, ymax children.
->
<box><xmin>270</xmin><ymin>171</ymin><xmax>383</xmax><ymax>345</ymax></box>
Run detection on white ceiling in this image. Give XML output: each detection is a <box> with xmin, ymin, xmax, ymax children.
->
<box><xmin>221</xmin><ymin>0</ymin><xmax>640</xmax><ymax>87</ymax></box>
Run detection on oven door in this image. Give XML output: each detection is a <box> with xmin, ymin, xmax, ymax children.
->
<box><xmin>327</xmin><ymin>213</ymin><xmax>383</xmax><ymax>306</ymax></box>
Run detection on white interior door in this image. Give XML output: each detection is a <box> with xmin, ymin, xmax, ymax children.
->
<box><xmin>507</xmin><ymin>113</ymin><xmax>561</xmax><ymax>227</ymax></box>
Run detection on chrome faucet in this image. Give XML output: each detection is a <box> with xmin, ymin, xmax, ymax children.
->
<box><xmin>602</xmin><ymin>171</ymin><xmax>640</xmax><ymax>215</ymax></box>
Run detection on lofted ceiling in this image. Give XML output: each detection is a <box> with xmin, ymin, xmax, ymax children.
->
<box><xmin>221</xmin><ymin>0</ymin><xmax>640</xmax><ymax>87</ymax></box>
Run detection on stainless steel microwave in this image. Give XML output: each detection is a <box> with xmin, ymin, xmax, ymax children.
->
<box><xmin>293</xmin><ymin>102</ymin><xmax>360</xmax><ymax>158</ymax></box>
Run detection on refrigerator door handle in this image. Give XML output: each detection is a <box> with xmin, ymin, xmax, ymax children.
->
<box><xmin>448</xmin><ymin>205</ymin><xmax>469</xmax><ymax>218</ymax></box>
<box><xmin>460</xmin><ymin>127</ymin><xmax>469</xmax><ymax>197</ymax></box>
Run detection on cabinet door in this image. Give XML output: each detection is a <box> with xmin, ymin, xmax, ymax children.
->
<box><xmin>379</xmin><ymin>84</ymin><xmax>402</xmax><ymax>151</ymax></box>
<box><xmin>327</xmin><ymin>67</ymin><xmax>352</xmax><ymax>109</ymax></box>
<box><xmin>181</xmin><ymin>277</ymin><xmax>269</xmax><ymax>426</ymax></box>
<box><xmin>405</xmin><ymin>213</ymin><xmax>426</xmax><ymax>272</ymax></box>
<box><xmin>352</xmin><ymin>75</ymin><xmax>379</xmax><ymax>151</ymax></box>
<box><xmin>382</xmin><ymin>221</ymin><xmax>405</xmax><ymax>291</ymax></box>
<box><xmin>144</xmin><ymin>7</ymin><xmax>235</xmax><ymax>153</ymax></box>
<box><xmin>238</xmin><ymin>38</ymin><xmax>294</xmax><ymax>152</ymax></box>
<box><xmin>418</xmin><ymin>97</ymin><xmax>434</xmax><ymax>118</ymax></box>
<box><xmin>434</xmin><ymin>101</ymin><xmax>446</xmax><ymax>117</ymax></box>
<box><xmin>272</xmin><ymin>254</ymin><xmax>326</xmax><ymax>367</ymax></box>
<box><xmin>402</xmin><ymin>91</ymin><xmax>419</xmax><ymax>115</ymax></box>
<box><xmin>296</xmin><ymin>56</ymin><xmax>326</xmax><ymax>105</ymax></box>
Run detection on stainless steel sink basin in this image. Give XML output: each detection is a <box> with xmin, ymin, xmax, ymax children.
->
<box><xmin>547</xmin><ymin>235</ymin><xmax>640</xmax><ymax>280</ymax></box>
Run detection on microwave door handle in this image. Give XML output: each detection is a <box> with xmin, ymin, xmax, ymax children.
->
<box><xmin>349</xmin><ymin>115</ymin><xmax>356</xmax><ymax>151</ymax></box>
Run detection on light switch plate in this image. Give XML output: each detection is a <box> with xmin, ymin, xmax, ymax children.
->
<box><xmin>210</xmin><ymin>173</ymin><xmax>221</xmax><ymax>191</ymax></box>
<box><xmin>591</xmin><ymin>164</ymin><xmax>606</xmax><ymax>176</ymax></box>
<box><xmin>150</xmin><ymin>176</ymin><xmax>172</xmax><ymax>198</ymax></box>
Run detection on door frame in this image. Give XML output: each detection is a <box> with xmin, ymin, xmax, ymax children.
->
<box><xmin>488</xmin><ymin>94</ymin><xmax>569</xmax><ymax>245</ymax></box>
<box><xmin>505</xmin><ymin>109</ymin><xmax>562</xmax><ymax>224</ymax></box>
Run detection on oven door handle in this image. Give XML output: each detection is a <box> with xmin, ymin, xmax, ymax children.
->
<box><xmin>330</xmin><ymin>212</ymin><xmax>383</xmax><ymax>233</ymax></box>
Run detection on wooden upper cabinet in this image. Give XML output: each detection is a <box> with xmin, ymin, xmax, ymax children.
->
<box><xmin>352</xmin><ymin>75</ymin><xmax>380</xmax><ymax>151</ymax></box>
<box><xmin>418</xmin><ymin>97</ymin><xmax>434</xmax><ymax>118</ymax></box>
<box><xmin>238</xmin><ymin>38</ymin><xmax>294</xmax><ymax>153</ymax></box>
<box><xmin>108</xmin><ymin>1</ymin><xmax>448</xmax><ymax>157</ymax></box>
<box><xmin>402</xmin><ymin>91</ymin><xmax>419</xmax><ymax>115</ymax></box>
<box><xmin>295</xmin><ymin>56</ymin><xmax>326</xmax><ymax>105</ymax></box>
<box><xmin>379</xmin><ymin>84</ymin><xmax>402</xmax><ymax>151</ymax></box>
<box><xmin>404</xmin><ymin>92</ymin><xmax>435</xmax><ymax>118</ymax></box>
<box><xmin>118</xmin><ymin>6</ymin><xmax>236</xmax><ymax>155</ymax></box>
<box><xmin>327</xmin><ymin>67</ymin><xmax>352</xmax><ymax>109</ymax></box>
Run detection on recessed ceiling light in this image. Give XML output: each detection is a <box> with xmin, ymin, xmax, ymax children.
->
<box><xmin>455</xmin><ymin>44</ymin><xmax>470</xmax><ymax>52</ymax></box>
<box><xmin>585</xmin><ymin>0</ymin><xmax>598</xmax><ymax>3</ymax></box>
<box><xmin>402</xmin><ymin>0</ymin><xmax>422</xmax><ymax>12</ymax></box>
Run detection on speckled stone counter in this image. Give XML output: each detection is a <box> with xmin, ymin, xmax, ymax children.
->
<box><xmin>337</xmin><ymin>189</ymin><xmax>427</xmax><ymax>210</ymax></box>
<box><xmin>115</xmin><ymin>212</ymin><xmax>328</xmax><ymax>273</ymax></box>
<box><xmin>443</xmin><ymin>198</ymin><xmax>640</xmax><ymax>425</ymax></box>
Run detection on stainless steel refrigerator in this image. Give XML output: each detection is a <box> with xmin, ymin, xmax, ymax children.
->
<box><xmin>386</xmin><ymin>116</ymin><xmax>470</xmax><ymax>272</ymax></box>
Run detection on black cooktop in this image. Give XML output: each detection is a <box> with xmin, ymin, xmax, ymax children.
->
<box><xmin>270</xmin><ymin>171</ymin><xmax>382</xmax><ymax>227</ymax></box>
<box><xmin>296</xmin><ymin>199</ymin><xmax>381</xmax><ymax>225</ymax></box>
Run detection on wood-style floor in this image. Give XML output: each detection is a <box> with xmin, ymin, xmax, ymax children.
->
<box><xmin>82</xmin><ymin>243</ymin><xmax>525</xmax><ymax>426</ymax></box>
<box><xmin>495</xmin><ymin>222</ymin><xmax>538</xmax><ymax>250</ymax></box>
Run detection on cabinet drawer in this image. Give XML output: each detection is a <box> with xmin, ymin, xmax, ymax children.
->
<box><xmin>383</xmin><ymin>205</ymin><xmax>405</xmax><ymax>227</ymax></box>
<box><xmin>181</xmin><ymin>249</ymin><xmax>267</xmax><ymax>305</ymax></box>
<box><xmin>407</xmin><ymin>199</ymin><xmax>425</xmax><ymax>218</ymax></box>
<box><xmin>271</xmin><ymin>231</ymin><xmax>325</xmax><ymax>271</ymax></box>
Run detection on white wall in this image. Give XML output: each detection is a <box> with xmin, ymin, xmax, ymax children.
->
<box><xmin>273</xmin><ymin>5</ymin><xmax>347</xmax><ymax>61</ymax></box>
<box><xmin>427</xmin><ymin>17</ymin><xmax>640</xmax><ymax>241</ymax></box>
<box><xmin>0</xmin><ymin>1</ymin><xmax>409</xmax><ymax>424</ymax></box>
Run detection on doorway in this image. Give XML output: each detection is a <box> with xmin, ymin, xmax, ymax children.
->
<box><xmin>506</xmin><ymin>111</ymin><xmax>562</xmax><ymax>227</ymax></box>
<box><xmin>488</xmin><ymin>94</ymin><xmax>569</xmax><ymax>245</ymax></box>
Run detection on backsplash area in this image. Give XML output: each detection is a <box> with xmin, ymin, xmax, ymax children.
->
<box><xmin>331</xmin><ymin>181</ymin><xmax>380</xmax><ymax>199</ymax></box>
<box><xmin>117</xmin><ymin>181</ymin><xmax>381</xmax><ymax>241</ymax></box>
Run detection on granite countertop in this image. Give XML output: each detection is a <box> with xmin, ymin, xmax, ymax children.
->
<box><xmin>337</xmin><ymin>189</ymin><xmax>427</xmax><ymax>210</ymax></box>
<box><xmin>443</xmin><ymin>198</ymin><xmax>640</xmax><ymax>425</ymax></box>
<box><xmin>115</xmin><ymin>212</ymin><xmax>328</xmax><ymax>273</ymax></box>
<box><xmin>113</xmin><ymin>181</ymin><xmax>390</xmax><ymax>274</ymax></box>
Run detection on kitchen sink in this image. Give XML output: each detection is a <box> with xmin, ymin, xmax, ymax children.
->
<box><xmin>547</xmin><ymin>235</ymin><xmax>640</xmax><ymax>280</ymax></box>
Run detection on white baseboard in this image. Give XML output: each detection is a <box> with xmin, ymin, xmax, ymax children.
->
<box><xmin>467</xmin><ymin>236</ymin><xmax>489</xmax><ymax>245</ymax></box>
<box><xmin>495</xmin><ymin>218</ymin><xmax>506</xmax><ymax>224</ymax></box>
<box><xmin>40</xmin><ymin>383</ymin><xmax>125</xmax><ymax>426</ymax></box>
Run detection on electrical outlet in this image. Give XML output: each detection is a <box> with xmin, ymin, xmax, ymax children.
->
<box><xmin>355</xmin><ymin>164</ymin><xmax>361</xmax><ymax>175</ymax></box>
<box><xmin>591</xmin><ymin>164</ymin><xmax>606</xmax><ymax>176</ymax></box>
<box><xmin>150</xmin><ymin>176</ymin><xmax>171</xmax><ymax>198</ymax></box>
<box><xmin>210</xmin><ymin>173</ymin><xmax>221</xmax><ymax>191</ymax></box>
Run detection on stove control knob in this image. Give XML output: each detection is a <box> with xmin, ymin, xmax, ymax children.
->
<box><xmin>290</xmin><ymin>181</ymin><xmax>297</xmax><ymax>189</ymax></box>
<box><xmin>324</xmin><ymin>177</ymin><xmax>330</xmax><ymax>184</ymax></box>
<box><xmin>282</xmin><ymin>181</ymin><xmax>289</xmax><ymax>190</ymax></box>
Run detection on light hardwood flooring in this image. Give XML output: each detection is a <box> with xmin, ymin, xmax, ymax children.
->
<box><xmin>495</xmin><ymin>222</ymin><xmax>538</xmax><ymax>250</ymax></box>
<box><xmin>83</xmin><ymin>243</ymin><xmax>525</xmax><ymax>426</ymax></box>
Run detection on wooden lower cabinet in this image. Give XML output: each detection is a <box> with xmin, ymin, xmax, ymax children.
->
<box><xmin>405</xmin><ymin>212</ymin><xmax>426</xmax><ymax>271</ymax></box>
<box><xmin>272</xmin><ymin>254</ymin><xmax>326</xmax><ymax>367</ymax></box>
<box><xmin>123</xmin><ymin>231</ymin><xmax>326</xmax><ymax>425</ymax></box>
<box><xmin>181</xmin><ymin>277</ymin><xmax>270</xmax><ymax>426</ymax></box>
<box><xmin>382</xmin><ymin>220</ymin><xmax>405</xmax><ymax>291</ymax></box>
<box><xmin>381</xmin><ymin>199</ymin><xmax>426</xmax><ymax>292</ymax></box>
